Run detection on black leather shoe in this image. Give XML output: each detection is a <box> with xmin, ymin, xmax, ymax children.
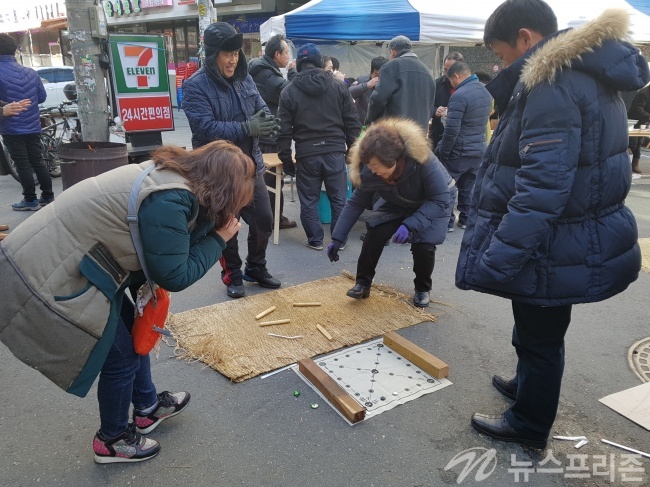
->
<box><xmin>227</xmin><ymin>279</ymin><xmax>245</xmax><ymax>299</ymax></box>
<box><xmin>243</xmin><ymin>266</ymin><xmax>281</xmax><ymax>288</ymax></box>
<box><xmin>492</xmin><ymin>375</ymin><xmax>516</xmax><ymax>400</ymax></box>
<box><xmin>346</xmin><ymin>283</ymin><xmax>370</xmax><ymax>299</ymax></box>
<box><xmin>413</xmin><ymin>291</ymin><xmax>430</xmax><ymax>308</ymax></box>
<box><xmin>471</xmin><ymin>413</ymin><xmax>547</xmax><ymax>449</ymax></box>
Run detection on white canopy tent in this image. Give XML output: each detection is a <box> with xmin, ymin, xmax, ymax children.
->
<box><xmin>261</xmin><ymin>0</ymin><xmax>650</xmax><ymax>78</ymax></box>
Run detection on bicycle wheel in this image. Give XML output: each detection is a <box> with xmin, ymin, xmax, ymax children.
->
<box><xmin>1</xmin><ymin>140</ymin><xmax>20</xmax><ymax>182</ymax></box>
<box><xmin>41</xmin><ymin>134</ymin><xmax>62</xmax><ymax>178</ymax></box>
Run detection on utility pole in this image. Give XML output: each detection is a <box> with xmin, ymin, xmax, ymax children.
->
<box><xmin>65</xmin><ymin>0</ymin><xmax>110</xmax><ymax>142</ymax></box>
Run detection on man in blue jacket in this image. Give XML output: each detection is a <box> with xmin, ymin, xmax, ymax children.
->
<box><xmin>0</xmin><ymin>34</ymin><xmax>54</xmax><ymax>211</ymax></box>
<box><xmin>183</xmin><ymin>22</ymin><xmax>281</xmax><ymax>299</ymax></box>
<box><xmin>435</xmin><ymin>62</ymin><xmax>492</xmax><ymax>231</ymax></box>
<box><xmin>456</xmin><ymin>0</ymin><xmax>648</xmax><ymax>449</ymax></box>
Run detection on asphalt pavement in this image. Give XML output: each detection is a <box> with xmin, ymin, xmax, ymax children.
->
<box><xmin>0</xmin><ymin>112</ymin><xmax>649</xmax><ymax>487</ymax></box>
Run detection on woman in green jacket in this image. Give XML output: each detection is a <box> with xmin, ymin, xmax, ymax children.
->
<box><xmin>0</xmin><ymin>140</ymin><xmax>255</xmax><ymax>463</ymax></box>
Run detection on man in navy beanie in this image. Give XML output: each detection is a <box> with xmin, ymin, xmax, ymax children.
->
<box><xmin>183</xmin><ymin>22</ymin><xmax>282</xmax><ymax>299</ymax></box>
<box><xmin>277</xmin><ymin>43</ymin><xmax>361</xmax><ymax>251</ymax></box>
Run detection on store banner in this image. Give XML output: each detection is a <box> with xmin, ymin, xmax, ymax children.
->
<box><xmin>109</xmin><ymin>33</ymin><xmax>174</xmax><ymax>133</ymax></box>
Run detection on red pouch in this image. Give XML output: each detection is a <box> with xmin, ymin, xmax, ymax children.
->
<box><xmin>132</xmin><ymin>286</ymin><xmax>170</xmax><ymax>356</ymax></box>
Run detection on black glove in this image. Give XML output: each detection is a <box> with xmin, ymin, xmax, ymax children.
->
<box><xmin>245</xmin><ymin>110</ymin><xmax>277</xmax><ymax>137</ymax></box>
<box><xmin>327</xmin><ymin>240</ymin><xmax>343</xmax><ymax>262</ymax></box>
<box><xmin>282</xmin><ymin>158</ymin><xmax>296</xmax><ymax>177</ymax></box>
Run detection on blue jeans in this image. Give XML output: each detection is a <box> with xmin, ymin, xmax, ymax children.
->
<box><xmin>97</xmin><ymin>299</ymin><xmax>157</xmax><ymax>438</ymax></box>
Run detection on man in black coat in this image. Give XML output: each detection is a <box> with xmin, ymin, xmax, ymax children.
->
<box><xmin>366</xmin><ymin>36</ymin><xmax>435</xmax><ymax>132</ymax></box>
<box><xmin>428</xmin><ymin>51</ymin><xmax>464</xmax><ymax>149</ymax></box>
<box><xmin>249</xmin><ymin>34</ymin><xmax>298</xmax><ymax>229</ymax></box>
<box><xmin>277</xmin><ymin>43</ymin><xmax>361</xmax><ymax>251</ymax></box>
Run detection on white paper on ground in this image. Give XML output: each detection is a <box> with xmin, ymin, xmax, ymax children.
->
<box><xmin>294</xmin><ymin>338</ymin><xmax>452</xmax><ymax>425</ymax></box>
<box><xmin>599</xmin><ymin>381</ymin><xmax>650</xmax><ymax>430</ymax></box>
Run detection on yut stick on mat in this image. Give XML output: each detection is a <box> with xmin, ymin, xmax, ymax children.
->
<box><xmin>255</xmin><ymin>306</ymin><xmax>276</xmax><ymax>320</ymax></box>
<box><xmin>293</xmin><ymin>302</ymin><xmax>322</xmax><ymax>307</ymax></box>
<box><xmin>259</xmin><ymin>319</ymin><xmax>291</xmax><ymax>327</ymax></box>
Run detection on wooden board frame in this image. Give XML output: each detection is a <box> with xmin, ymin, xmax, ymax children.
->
<box><xmin>298</xmin><ymin>358</ymin><xmax>366</xmax><ymax>423</ymax></box>
<box><xmin>382</xmin><ymin>331</ymin><xmax>449</xmax><ymax>379</ymax></box>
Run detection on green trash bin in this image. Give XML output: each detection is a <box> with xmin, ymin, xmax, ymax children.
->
<box><xmin>58</xmin><ymin>142</ymin><xmax>129</xmax><ymax>190</ymax></box>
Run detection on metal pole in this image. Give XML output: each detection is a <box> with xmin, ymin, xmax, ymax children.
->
<box><xmin>65</xmin><ymin>0</ymin><xmax>110</xmax><ymax>142</ymax></box>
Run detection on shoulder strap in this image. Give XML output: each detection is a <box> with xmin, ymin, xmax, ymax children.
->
<box><xmin>126</xmin><ymin>164</ymin><xmax>157</xmax><ymax>296</ymax></box>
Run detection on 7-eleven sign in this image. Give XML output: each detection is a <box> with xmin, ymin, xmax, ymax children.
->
<box><xmin>109</xmin><ymin>34</ymin><xmax>169</xmax><ymax>94</ymax></box>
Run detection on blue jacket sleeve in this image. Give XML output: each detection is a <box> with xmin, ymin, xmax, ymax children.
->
<box><xmin>137</xmin><ymin>190</ymin><xmax>226</xmax><ymax>292</ymax></box>
<box><xmin>438</xmin><ymin>92</ymin><xmax>465</xmax><ymax>161</ymax></box>
<box><xmin>37</xmin><ymin>77</ymin><xmax>47</xmax><ymax>104</ymax></box>
<box><xmin>402</xmin><ymin>158</ymin><xmax>452</xmax><ymax>235</ymax></box>
<box><xmin>477</xmin><ymin>82</ymin><xmax>581</xmax><ymax>283</ymax></box>
<box><xmin>331</xmin><ymin>188</ymin><xmax>374</xmax><ymax>243</ymax></box>
<box><xmin>183</xmin><ymin>77</ymin><xmax>248</xmax><ymax>144</ymax></box>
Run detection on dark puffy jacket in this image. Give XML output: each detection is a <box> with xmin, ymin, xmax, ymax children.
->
<box><xmin>437</xmin><ymin>75</ymin><xmax>493</xmax><ymax>162</ymax></box>
<box><xmin>428</xmin><ymin>75</ymin><xmax>453</xmax><ymax>148</ymax></box>
<box><xmin>0</xmin><ymin>55</ymin><xmax>46</xmax><ymax>135</ymax></box>
<box><xmin>628</xmin><ymin>85</ymin><xmax>650</xmax><ymax>127</ymax></box>
<box><xmin>249</xmin><ymin>55</ymin><xmax>296</xmax><ymax>147</ymax></box>
<box><xmin>456</xmin><ymin>11</ymin><xmax>650</xmax><ymax>306</ymax></box>
<box><xmin>349</xmin><ymin>74</ymin><xmax>372</xmax><ymax>125</ymax></box>
<box><xmin>277</xmin><ymin>67</ymin><xmax>361</xmax><ymax>163</ymax></box>
<box><xmin>332</xmin><ymin>118</ymin><xmax>452</xmax><ymax>246</ymax></box>
<box><xmin>366</xmin><ymin>52</ymin><xmax>435</xmax><ymax>132</ymax></box>
<box><xmin>182</xmin><ymin>54</ymin><xmax>269</xmax><ymax>174</ymax></box>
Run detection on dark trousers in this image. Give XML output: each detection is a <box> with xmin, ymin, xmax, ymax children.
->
<box><xmin>442</xmin><ymin>157</ymin><xmax>480</xmax><ymax>227</ymax></box>
<box><xmin>2</xmin><ymin>133</ymin><xmax>53</xmax><ymax>201</ymax></box>
<box><xmin>221</xmin><ymin>173</ymin><xmax>273</xmax><ymax>282</ymax></box>
<box><xmin>504</xmin><ymin>301</ymin><xmax>572</xmax><ymax>440</ymax></box>
<box><xmin>628</xmin><ymin>136</ymin><xmax>644</xmax><ymax>160</ymax></box>
<box><xmin>260</xmin><ymin>142</ymin><xmax>285</xmax><ymax>217</ymax></box>
<box><xmin>296</xmin><ymin>152</ymin><xmax>347</xmax><ymax>246</ymax></box>
<box><xmin>356</xmin><ymin>218</ymin><xmax>436</xmax><ymax>292</ymax></box>
<box><xmin>98</xmin><ymin>299</ymin><xmax>157</xmax><ymax>438</ymax></box>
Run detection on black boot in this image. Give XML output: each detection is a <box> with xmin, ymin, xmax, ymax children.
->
<box><xmin>492</xmin><ymin>375</ymin><xmax>516</xmax><ymax>400</ymax></box>
<box><xmin>243</xmin><ymin>266</ymin><xmax>281</xmax><ymax>288</ymax></box>
<box><xmin>413</xmin><ymin>290</ymin><xmax>430</xmax><ymax>308</ymax></box>
<box><xmin>346</xmin><ymin>283</ymin><xmax>370</xmax><ymax>299</ymax></box>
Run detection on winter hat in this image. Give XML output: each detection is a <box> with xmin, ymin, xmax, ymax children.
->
<box><xmin>204</xmin><ymin>22</ymin><xmax>243</xmax><ymax>58</ymax></box>
<box><xmin>296</xmin><ymin>43</ymin><xmax>323</xmax><ymax>72</ymax></box>
<box><xmin>388</xmin><ymin>35</ymin><xmax>412</xmax><ymax>51</ymax></box>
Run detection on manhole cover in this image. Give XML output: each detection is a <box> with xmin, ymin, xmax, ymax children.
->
<box><xmin>628</xmin><ymin>337</ymin><xmax>650</xmax><ymax>382</ymax></box>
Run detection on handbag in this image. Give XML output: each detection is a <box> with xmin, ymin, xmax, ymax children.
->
<box><xmin>127</xmin><ymin>164</ymin><xmax>171</xmax><ymax>356</ymax></box>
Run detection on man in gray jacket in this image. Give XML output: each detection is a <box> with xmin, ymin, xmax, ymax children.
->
<box><xmin>435</xmin><ymin>62</ymin><xmax>492</xmax><ymax>230</ymax></box>
<box><xmin>366</xmin><ymin>36</ymin><xmax>435</xmax><ymax>131</ymax></box>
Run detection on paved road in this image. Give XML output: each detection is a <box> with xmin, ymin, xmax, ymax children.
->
<box><xmin>0</xmin><ymin>114</ymin><xmax>648</xmax><ymax>486</ymax></box>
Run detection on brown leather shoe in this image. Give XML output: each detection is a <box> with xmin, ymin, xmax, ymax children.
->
<box><xmin>471</xmin><ymin>413</ymin><xmax>547</xmax><ymax>449</ymax></box>
<box><xmin>0</xmin><ymin>224</ymin><xmax>8</xmax><ymax>231</ymax></box>
<box><xmin>279</xmin><ymin>216</ymin><xmax>297</xmax><ymax>229</ymax></box>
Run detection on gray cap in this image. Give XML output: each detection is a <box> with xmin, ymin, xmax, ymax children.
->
<box><xmin>388</xmin><ymin>35</ymin><xmax>412</xmax><ymax>51</ymax></box>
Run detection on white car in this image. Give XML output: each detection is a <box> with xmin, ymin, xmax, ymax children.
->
<box><xmin>34</xmin><ymin>66</ymin><xmax>75</xmax><ymax>109</ymax></box>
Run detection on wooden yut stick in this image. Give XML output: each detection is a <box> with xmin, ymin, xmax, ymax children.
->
<box><xmin>255</xmin><ymin>306</ymin><xmax>276</xmax><ymax>320</ymax></box>
<box><xmin>293</xmin><ymin>302</ymin><xmax>322</xmax><ymax>307</ymax></box>
<box><xmin>259</xmin><ymin>319</ymin><xmax>291</xmax><ymax>327</ymax></box>
<box><xmin>316</xmin><ymin>324</ymin><xmax>333</xmax><ymax>340</ymax></box>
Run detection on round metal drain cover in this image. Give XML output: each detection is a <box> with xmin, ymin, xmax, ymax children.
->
<box><xmin>628</xmin><ymin>337</ymin><xmax>650</xmax><ymax>382</ymax></box>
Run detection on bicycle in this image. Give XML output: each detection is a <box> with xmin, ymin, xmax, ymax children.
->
<box><xmin>0</xmin><ymin>101</ymin><xmax>81</xmax><ymax>182</ymax></box>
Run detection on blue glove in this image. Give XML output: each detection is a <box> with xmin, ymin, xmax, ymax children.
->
<box><xmin>327</xmin><ymin>240</ymin><xmax>343</xmax><ymax>262</ymax></box>
<box><xmin>392</xmin><ymin>225</ymin><xmax>409</xmax><ymax>244</ymax></box>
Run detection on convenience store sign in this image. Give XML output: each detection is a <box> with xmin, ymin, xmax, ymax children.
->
<box><xmin>109</xmin><ymin>34</ymin><xmax>173</xmax><ymax>132</ymax></box>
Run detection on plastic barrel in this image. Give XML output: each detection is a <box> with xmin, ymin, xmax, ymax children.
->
<box><xmin>58</xmin><ymin>142</ymin><xmax>129</xmax><ymax>190</ymax></box>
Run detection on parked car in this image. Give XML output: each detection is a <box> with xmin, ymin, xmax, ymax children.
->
<box><xmin>34</xmin><ymin>66</ymin><xmax>75</xmax><ymax>109</ymax></box>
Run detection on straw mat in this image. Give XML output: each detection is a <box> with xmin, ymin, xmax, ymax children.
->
<box><xmin>641</xmin><ymin>238</ymin><xmax>650</xmax><ymax>273</ymax></box>
<box><xmin>168</xmin><ymin>274</ymin><xmax>436</xmax><ymax>382</ymax></box>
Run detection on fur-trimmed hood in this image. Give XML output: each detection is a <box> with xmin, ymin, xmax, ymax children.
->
<box><xmin>348</xmin><ymin>118</ymin><xmax>431</xmax><ymax>186</ymax></box>
<box><xmin>522</xmin><ymin>9</ymin><xmax>645</xmax><ymax>91</ymax></box>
